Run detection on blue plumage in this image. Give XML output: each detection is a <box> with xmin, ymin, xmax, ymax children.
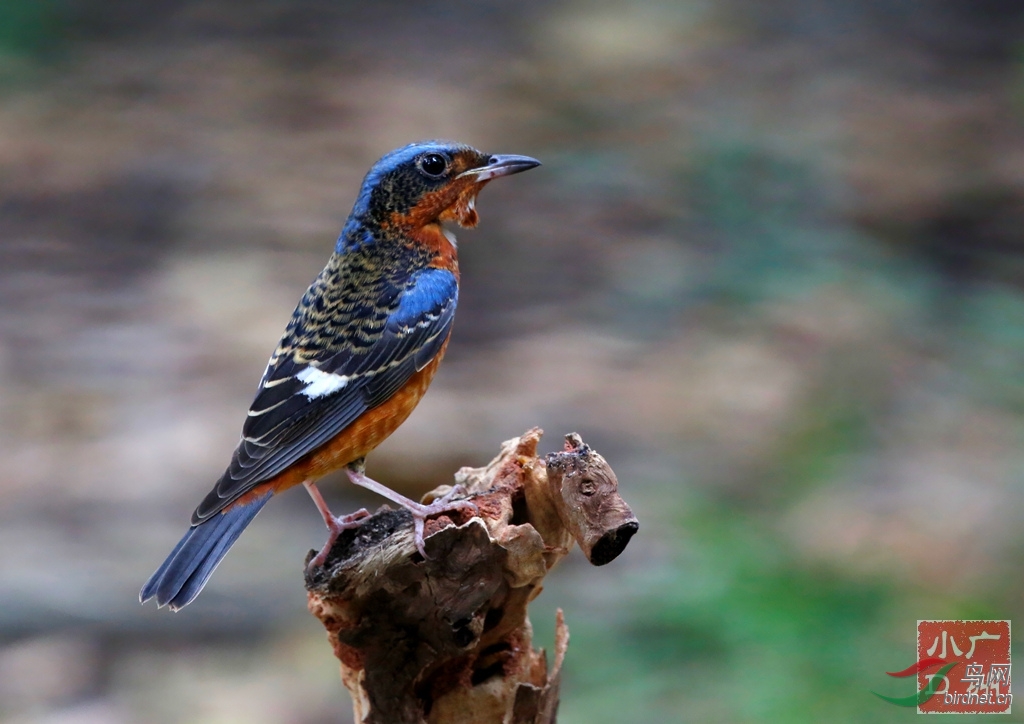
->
<box><xmin>140</xmin><ymin>491</ymin><xmax>272</xmax><ymax>611</ymax></box>
<box><xmin>141</xmin><ymin>141</ymin><xmax>539</xmax><ymax>610</ymax></box>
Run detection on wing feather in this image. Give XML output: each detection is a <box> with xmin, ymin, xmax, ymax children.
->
<box><xmin>192</xmin><ymin>266</ymin><xmax>457</xmax><ymax>523</ymax></box>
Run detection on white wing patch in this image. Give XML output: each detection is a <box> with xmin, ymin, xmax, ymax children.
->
<box><xmin>296</xmin><ymin>366</ymin><xmax>351</xmax><ymax>399</ymax></box>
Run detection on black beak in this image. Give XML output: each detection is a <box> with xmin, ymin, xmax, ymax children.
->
<box><xmin>460</xmin><ymin>154</ymin><xmax>541</xmax><ymax>181</ymax></box>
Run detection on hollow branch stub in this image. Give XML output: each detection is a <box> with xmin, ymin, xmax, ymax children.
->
<box><xmin>544</xmin><ymin>433</ymin><xmax>639</xmax><ymax>566</ymax></box>
<box><xmin>304</xmin><ymin>428</ymin><xmax>637</xmax><ymax>724</ymax></box>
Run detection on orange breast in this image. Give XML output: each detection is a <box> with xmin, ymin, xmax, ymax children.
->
<box><xmin>231</xmin><ymin>337</ymin><xmax>451</xmax><ymax>507</ymax></box>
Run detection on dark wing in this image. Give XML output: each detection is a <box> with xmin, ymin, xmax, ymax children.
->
<box><xmin>192</xmin><ymin>266</ymin><xmax>457</xmax><ymax>523</ymax></box>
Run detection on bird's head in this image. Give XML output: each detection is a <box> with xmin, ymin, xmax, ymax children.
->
<box><xmin>353</xmin><ymin>141</ymin><xmax>540</xmax><ymax>232</ymax></box>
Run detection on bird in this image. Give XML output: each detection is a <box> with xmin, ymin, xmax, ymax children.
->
<box><xmin>140</xmin><ymin>141</ymin><xmax>540</xmax><ymax>611</ymax></box>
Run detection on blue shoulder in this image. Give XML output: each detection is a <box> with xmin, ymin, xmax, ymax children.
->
<box><xmin>392</xmin><ymin>267</ymin><xmax>458</xmax><ymax>326</ymax></box>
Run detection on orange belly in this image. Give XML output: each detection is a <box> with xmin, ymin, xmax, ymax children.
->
<box><xmin>231</xmin><ymin>338</ymin><xmax>449</xmax><ymax>506</ymax></box>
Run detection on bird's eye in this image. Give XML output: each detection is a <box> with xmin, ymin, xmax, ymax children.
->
<box><xmin>418</xmin><ymin>153</ymin><xmax>448</xmax><ymax>178</ymax></box>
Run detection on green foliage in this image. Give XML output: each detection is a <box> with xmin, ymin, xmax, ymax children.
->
<box><xmin>0</xmin><ymin>0</ymin><xmax>67</xmax><ymax>89</ymax></box>
<box><xmin>0</xmin><ymin>0</ymin><xmax>63</xmax><ymax>59</ymax></box>
<box><xmin>534</xmin><ymin>497</ymin><xmax>1020</xmax><ymax>722</ymax></box>
<box><xmin>685</xmin><ymin>143</ymin><xmax>840</xmax><ymax>304</ymax></box>
<box><xmin>535</xmin><ymin>507</ymin><xmax>892</xmax><ymax>723</ymax></box>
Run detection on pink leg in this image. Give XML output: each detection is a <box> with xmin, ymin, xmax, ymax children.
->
<box><xmin>345</xmin><ymin>461</ymin><xmax>477</xmax><ymax>558</ymax></box>
<box><xmin>304</xmin><ymin>480</ymin><xmax>371</xmax><ymax>569</ymax></box>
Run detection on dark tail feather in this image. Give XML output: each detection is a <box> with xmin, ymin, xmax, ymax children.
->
<box><xmin>140</xmin><ymin>491</ymin><xmax>272</xmax><ymax>611</ymax></box>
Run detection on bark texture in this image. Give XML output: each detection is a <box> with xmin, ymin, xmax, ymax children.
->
<box><xmin>305</xmin><ymin>428</ymin><xmax>638</xmax><ymax>724</ymax></box>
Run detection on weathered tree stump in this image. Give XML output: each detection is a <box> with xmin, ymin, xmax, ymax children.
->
<box><xmin>305</xmin><ymin>428</ymin><xmax>638</xmax><ymax>724</ymax></box>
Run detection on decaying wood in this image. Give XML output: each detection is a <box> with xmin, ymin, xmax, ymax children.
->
<box><xmin>304</xmin><ymin>428</ymin><xmax>638</xmax><ymax>724</ymax></box>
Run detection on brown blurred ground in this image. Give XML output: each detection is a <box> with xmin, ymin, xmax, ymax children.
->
<box><xmin>2</xmin><ymin>1</ymin><xmax>1024</xmax><ymax>722</ymax></box>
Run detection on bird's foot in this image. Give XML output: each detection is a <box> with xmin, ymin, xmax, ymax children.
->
<box><xmin>405</xmin><ymin>489</ymin><xmax>479</xmax><ymax>559</ymax></box>
<box><xmin>307</xmin><ymin>507</ymin><xmax>371</xmax><ymax>571</ymax></box>
<box><xmin>346</xmin><ymin>466</ymin><xmax>478</xmax><ymax>558</ymax></box>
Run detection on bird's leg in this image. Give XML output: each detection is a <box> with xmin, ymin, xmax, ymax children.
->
<box><xmin>304</xmin><ymin>480</ymin><xmax>371</xmax><ymax>570</ymax></box>
<box><xmin>345</xmin><ymin>459</ymin><xmax>478</xmax><ymax>558</ymax></box>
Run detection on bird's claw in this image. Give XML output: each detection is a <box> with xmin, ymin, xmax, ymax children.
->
<box><xmin>307</xmin><ymin>507</ymin><xmax>371</xmax><ymax>570</ymax></box>
<box><xmin>344</xmin><ymin>466</ymin><xmax>479</xmax><ymax>559</ymax></box>
<box><xmin>409</xmin><ymin>492</ymin><xmax>479</xmax><ymax>559</ymax></box>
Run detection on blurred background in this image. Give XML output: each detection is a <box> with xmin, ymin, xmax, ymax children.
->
<box><xmin>1</xmin><ymin>0</ymin><xmax>1023</xmax><ymax>721</ymax></box>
